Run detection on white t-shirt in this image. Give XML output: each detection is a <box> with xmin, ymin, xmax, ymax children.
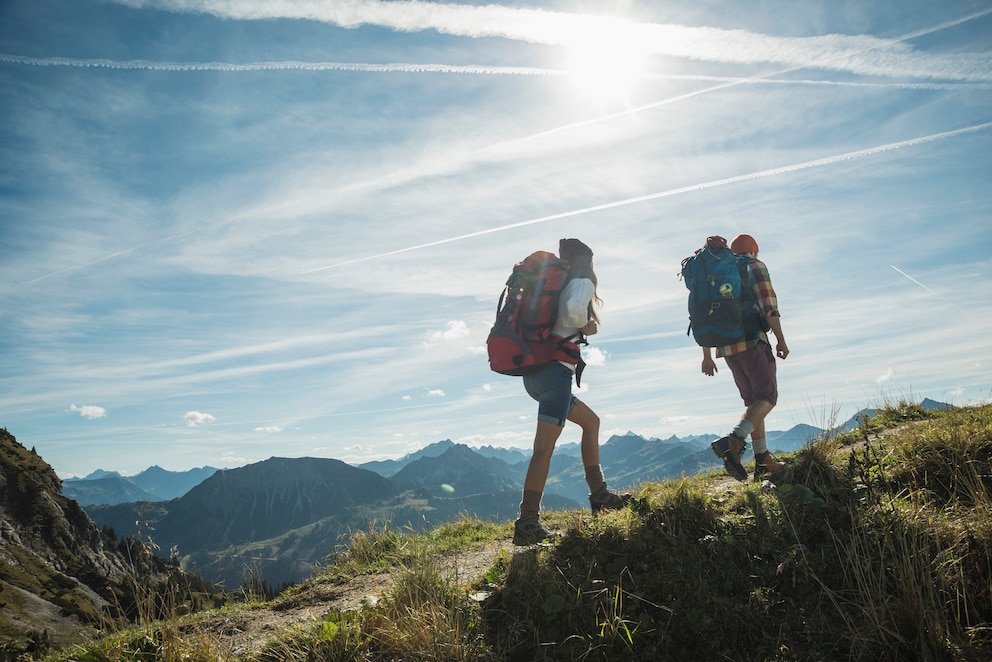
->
<box><xmin>551</xmin><ymin>278</ymin><xmax>594</xmax><ymax>340</ymax></box>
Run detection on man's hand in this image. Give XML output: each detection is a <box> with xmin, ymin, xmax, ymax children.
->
<box><xmin>766</xmin><ymin>316</ymin><xmax>788</xmax><ymax>360</ymax></box>
<box><xmin>702</xmin><ymin>355</ymin><xmax>718</xmax><ymax>376</ymax></box>
<box><xmin>581</xmin><ymin>320</ymin><xmax>598</xmax><ymax>336</ymax></box>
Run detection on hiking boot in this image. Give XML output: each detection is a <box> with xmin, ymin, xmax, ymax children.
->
<box><xmin>711</xmin><ymin>434</ymin><xmax>748</xmax><ymax>481</ymax></box>
<box><xmin>513</xmin><ymin>516</ymin><xmax>555</xmax><ymax>546</ymax></box>
<box><xmin>753</xmin><ymin>451</ymin><xmax>785</xmax><ymax>481</ymax></box>
<box><xmin>589</xmin><ymin>485</ymin><xmax>633</xmax><ymax>515</ymax></box>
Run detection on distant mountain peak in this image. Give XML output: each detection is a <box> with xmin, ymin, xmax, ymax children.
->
<box><xmin>81</xmin><ymin>469</ymin><xmax>123</xmax><ymax>480</ymax></box>
<box><xmin>416</xmin><ymin>439</ymin><xmax>455</xmax><ymax>453</ymax></box>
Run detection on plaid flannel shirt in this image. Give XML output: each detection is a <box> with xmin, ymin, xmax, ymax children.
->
<box><xmin>716</xmin><ymin>258</ymin><xmax>780</xmax><ymax>358</ymax></box>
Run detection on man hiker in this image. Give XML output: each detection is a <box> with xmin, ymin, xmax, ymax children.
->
<box><xmin>702</xmin><ymin>233</ymin><xmax>790</xmax><ymax>481</ymax></box>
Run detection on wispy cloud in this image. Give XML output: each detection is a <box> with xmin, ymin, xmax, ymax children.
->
<box><xmin>111</xmin><ymin>1</ymin><xmax>992</xmax><ymax>81</ymax></box>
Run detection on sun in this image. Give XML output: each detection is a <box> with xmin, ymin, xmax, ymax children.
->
<box><xmin>563</xmin><ymin>23</ymin><xmax>649</xmax><ymax>103</ymax></box>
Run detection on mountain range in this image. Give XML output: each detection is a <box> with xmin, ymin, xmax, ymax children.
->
<box><xmin>62</xmin><ymin>464</ymin><xmax>221</xmax><ymax>505</ymax></box>
<box><xmin>79</xmin><ymin>426</ymin><xmax>822</xmax><ymax>589</ymax></box>
<box><xmin>73</xmin><ymin>400</ymin><xmax>950</xmax><ymax>589</ymax></box>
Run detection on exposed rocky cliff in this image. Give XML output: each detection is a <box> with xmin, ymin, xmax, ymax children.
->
<box><xmin>0</xmin><ymin>428</ymin><xmax>223</xmax><ymax>654</ymax></box>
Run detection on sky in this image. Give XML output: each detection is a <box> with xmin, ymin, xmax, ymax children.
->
<box><xmin>1</xmin><ymin>0</ymin><xmax>990</xmax><ymax>478</ymax></box>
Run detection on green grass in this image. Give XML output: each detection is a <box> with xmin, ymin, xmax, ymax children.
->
<box><xmin>44</xmin><ymin>401</ymin><xmax>992</xmax><ymax>661</ymax></box>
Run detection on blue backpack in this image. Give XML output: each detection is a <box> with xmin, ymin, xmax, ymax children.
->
<box><xmin>680</xmin><ymin>236</ymin><xmax>747</xmax><ymax>347</ymax></box>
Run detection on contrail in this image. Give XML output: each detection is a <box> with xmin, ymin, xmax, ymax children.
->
<box><xmin>890</xmin><ymin>265</ymin><xmax>965</xmax><ymax>312</ymax></box>
<box><xmin>6</xmin><ymin>52</ymin><xmax>988</xmax><ymax>92</ymax></box>
<box><xmin>300</xmin><ymin>121</ymin><xmax>992</xmax><ymax>273</ymax></box>
<box><xmin>642</xmin><ymin>75</ymin><xmax>988</xmax><ymax>91</ymax></box>
<box><xmin>16</xmin><ymin>232</ymin><xmax>187</xmax><ymax>286</ymax></box>
<box><xmin>890</xmin><ymin>265</ymin><xmax>938</xmax><ymax>294</ymax></box>
<box><xmin>0</xmin><ymin>53</ymin><xmax>558</xmax><ymax>76</ymax></box>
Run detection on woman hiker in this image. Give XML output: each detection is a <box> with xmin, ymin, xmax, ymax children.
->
<box><xmin>513</xmin><ymin>237</ymin><xmax>631</xmax><ymax>545</ymax></box>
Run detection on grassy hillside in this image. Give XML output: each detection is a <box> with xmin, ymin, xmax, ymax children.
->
<box><xmin>44</xmin><ymin>401</ymin><xmax>992</xmax><ymax>661</ymax></box>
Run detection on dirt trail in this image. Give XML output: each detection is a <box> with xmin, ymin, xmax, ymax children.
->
<box><xmin>192</xmin><ymin>538</ymin><xmax>515</xmax><ymax>658</ymax></box>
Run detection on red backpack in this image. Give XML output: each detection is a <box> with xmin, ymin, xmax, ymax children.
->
<box><xmin>486</xmin><ymin>251</ymin><xmax>583</xmax><ymax>377</ymax></box>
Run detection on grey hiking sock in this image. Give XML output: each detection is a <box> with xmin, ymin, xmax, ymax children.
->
<box><xmin>519</xmin><ymin>489</ymin><xmax>542</xmax><ymax>520</ymax></box>
<box><xmin>584</xmin><ymin>464</ymin><xmax>606</xmax><ymax>494</ymax></box>
<box><xmin>751</xmin><ymin>437</ymin><xmax>769</xmax><ymax>455</ymax></box>
<box><xmin>732</xmin><ymin>419</ymin><xmax>755</xmax><ymax>440</ymax></box>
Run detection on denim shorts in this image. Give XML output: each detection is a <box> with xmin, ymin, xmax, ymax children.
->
<box><xmin>522</xmin><ymin>362</ymin><xmax>580</xmax><ymax>427</ymax></box>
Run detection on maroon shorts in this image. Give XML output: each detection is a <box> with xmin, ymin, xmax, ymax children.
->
<box><xmin>724</xmin><ymin>342</ymin><xmax>778</xmax><ymax>406</ymax></box>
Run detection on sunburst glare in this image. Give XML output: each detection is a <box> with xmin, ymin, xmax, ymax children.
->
<box><xmin>562</xmin><ymin>20</ymin><xmax>650</xmax><ymax>103</ymax></box>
